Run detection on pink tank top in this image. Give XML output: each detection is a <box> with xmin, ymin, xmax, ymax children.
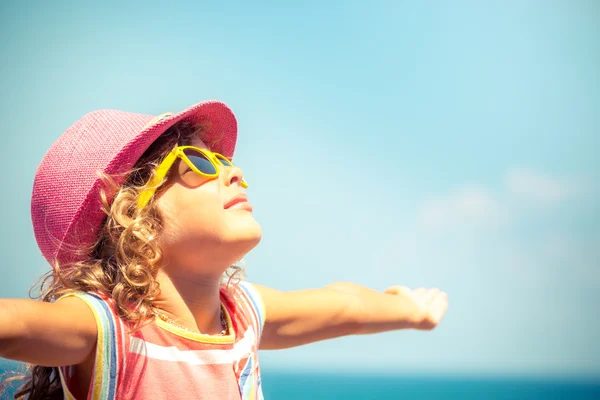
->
<box><xmin>58</xmin><ymin>282</ymin><xmax>266</xmax><ymax>400</ymax></box>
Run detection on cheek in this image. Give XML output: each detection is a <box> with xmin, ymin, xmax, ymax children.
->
<box><xmin>157</xmin><ymin>184</ymin><xmax>225</xmax><ymax>240</ymax></box>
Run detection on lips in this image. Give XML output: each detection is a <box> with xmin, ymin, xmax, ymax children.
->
<box><xmin>224</xmin><ymin>193</ymin><xmax>252</xmax><ymax>211</ymax></box>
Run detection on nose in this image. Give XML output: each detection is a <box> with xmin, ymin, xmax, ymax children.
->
<box><xmin>223</xmin><ymin>164</ymin><xmax>246</xmax><ymax>188</ymax></box>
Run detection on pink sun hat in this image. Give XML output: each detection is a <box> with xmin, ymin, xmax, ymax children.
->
<box><xmin>31</xmin><ymin>100</ymin><xmax>238</xmax><ymax>267</ymax></box>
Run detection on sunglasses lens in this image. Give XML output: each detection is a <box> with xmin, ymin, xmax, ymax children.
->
<box><xmin>183</xmin><ymin>149</ymin><xmax>217</xmax><ymax>175</ymax></box>
<box><xmin>215</xmin><ymin>154</ymin><xmax>233</xmax><ymax>166</ymax></box>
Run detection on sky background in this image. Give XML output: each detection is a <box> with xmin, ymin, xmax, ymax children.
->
<box><xmin>0</xmin><ymin>0</ymin><xmax>598</xmax><ymax>381</ymax></box>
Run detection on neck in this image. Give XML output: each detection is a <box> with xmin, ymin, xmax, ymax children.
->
<box><xmin>154</xmin><ymin>268</ymin><xmax>225</xmax><ymax>335</ymax></box>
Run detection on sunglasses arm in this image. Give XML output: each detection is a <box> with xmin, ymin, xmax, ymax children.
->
<box><xmin>137</xmin><ymin>148</ymin><xmax>180</xmax><ymax>209</ymax></box>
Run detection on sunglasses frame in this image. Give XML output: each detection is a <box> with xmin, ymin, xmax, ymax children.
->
<box><xmin>137</xmin><ymin>145</ymin><xmax>247</xmax><ymax>209</ymax></box>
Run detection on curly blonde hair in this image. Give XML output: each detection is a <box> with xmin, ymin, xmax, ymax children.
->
<box><xmin>4</xmin><ymin>121</ymin><xmax>243</xmax><ymax>399</ymax></box>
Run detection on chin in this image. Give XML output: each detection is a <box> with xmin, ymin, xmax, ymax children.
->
<box><xmin>221</xmin><ymin>217</ymin><xmax>262</xmax><ymax>255</ymax></box>
<box><xmin>236</xmin><ymin>224</ymin><xmax>263</xmax><ymax>251</ymax></box>
<box><xmin>230</xmin><ymin>214</ymin><xmax>262</xmax><ymax>239</ymax></box>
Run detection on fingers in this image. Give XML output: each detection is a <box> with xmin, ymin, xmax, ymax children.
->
<box><xmin>384</xmin><ymin>286</ymin><xmax>412</xmax><ymax>296</ymax></box>
<box><xmin>385</xmin><ymin>285</ymin><xmax>448</xmax><ymax>330</ymax></box>
<box><xmin>413</xmin><ymin>288</ymin><xmax>440</xmax><ymax>305</ymax></box>
<box><xmin>428</xmin><ymin>291</ymin><xmax>448</xmax><ymax>323</ymax></box>
<box><xmin>398</xmin><ymin>287</ymin><xmax>448</xmax><ymax>330</ymax></box>
<box><xmin>386</xmin><ymin>287</ymin><xmax>443</xmax><ymax>303</ymax></box>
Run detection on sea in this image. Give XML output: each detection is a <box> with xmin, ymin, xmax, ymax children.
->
<box><xmin>1</xmin><ymin>361</ymin><xmax>599</xmax><ymax>399</ymax></box>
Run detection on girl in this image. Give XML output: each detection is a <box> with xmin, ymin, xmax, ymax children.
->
<box><xmin>0</xmin><ymin>100</ymin><xmax>447</xmax><ymax>399</ymax></box>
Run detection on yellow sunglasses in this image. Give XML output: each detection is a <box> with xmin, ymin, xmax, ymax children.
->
<box><xmin>138</xmin><ymin>145</ymin><xmax>248</xmax><ymax>209</ymax></box>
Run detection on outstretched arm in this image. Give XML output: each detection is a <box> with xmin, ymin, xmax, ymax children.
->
<box><xmin>255</xmin><ymin>282</ymin><xmax>448</xmax><ymax>350</ymax></box>
<box><xmin>0</xmin><ymin>297</ymin><xmax>97</xmax><ymax>366</ymax></box>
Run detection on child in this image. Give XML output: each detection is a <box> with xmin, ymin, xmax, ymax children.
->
<box><xmin>0</xmin><ymin>100</ymin><xmax>447</xmax><ymax>399</ymax></box>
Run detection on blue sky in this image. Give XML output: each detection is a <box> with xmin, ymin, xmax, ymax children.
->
<box><xmin>0</xmin><ymin>1</ymin><xmax>598</xmax><ymax>379</ymax></box>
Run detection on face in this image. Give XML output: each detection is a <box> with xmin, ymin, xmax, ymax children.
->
<box><xmin>154</xmin><ymin>137</ymin><xmax>262</xmax><ymax>276</ymax></box>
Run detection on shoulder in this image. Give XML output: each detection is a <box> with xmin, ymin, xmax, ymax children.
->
<box><xmin>57</xmin><ymin>291</ymin><xmax>129</xmax><ymax>398</ymax></box>
<box><xmin>222</xmin><ymin>281</ymin><xmax>267</xmax><ymax>336</ymax></box>
<box><xmin>58</xmin><ymin>291</ymin><xmax>121</xmax><ymax>322</ymax></box>
<box><xmin>57</xmin><ymin>291</ymin><xmax>130</xmax><ymax>347</ymax></box>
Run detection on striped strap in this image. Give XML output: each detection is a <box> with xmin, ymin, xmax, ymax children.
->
<box><xmin>237</xmin><ymin>282</ymin><xmax>267</xmax><ymax>338</ymax></box>
<box><xmin>234</xmin><ymin>282</ymin><xmax>266</xmax><ymax>400</ymax></box>
<box><xmin>57</xmin><ymin>292</ymin><xmax>121</xmax><ymax>400</ymax></box>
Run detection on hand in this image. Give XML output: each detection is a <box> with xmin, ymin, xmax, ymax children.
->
<box><xmin>384</xmin><ymin>286</ymin><xmax>448</xmax><ymax>330</ymax></box>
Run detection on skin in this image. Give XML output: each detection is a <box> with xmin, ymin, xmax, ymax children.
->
<box><xmin>151</xmin><ymin>138</ymin><xmax>262</xmax><ymax>335</ymax></box>
<box><xmin>0</xmin><ymin>136</ymin><xmax>448</xmax><ymax>398</ymax></box>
